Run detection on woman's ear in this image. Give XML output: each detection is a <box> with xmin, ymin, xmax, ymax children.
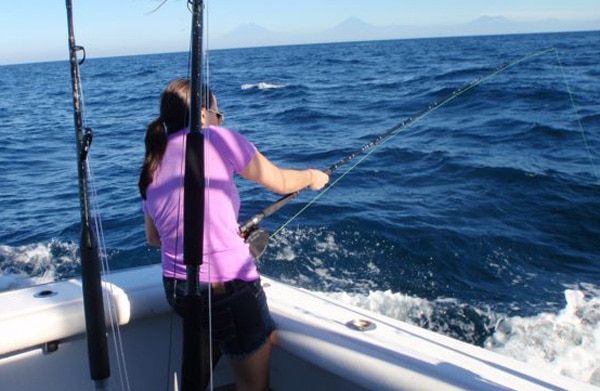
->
<box><xmin>200</xmin><ymin>107</ymin><xmax>207</xmax><ymax>126</ymax></box>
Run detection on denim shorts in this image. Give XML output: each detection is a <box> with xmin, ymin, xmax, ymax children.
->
<box><xmin>163</xmin><ymin>277</ymin><xmax>275</xmax><ymax>359</ymax></box>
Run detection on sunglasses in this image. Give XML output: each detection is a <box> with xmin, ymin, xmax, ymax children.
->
<box><xmin>208</xmin><ymin>109</ymin><xmax>225</xmax><ymax>122</ymax></box>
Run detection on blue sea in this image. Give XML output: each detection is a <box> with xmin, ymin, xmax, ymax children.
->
<box><xmin>1</xmin><ymin>31</ymin><xmax>599</xmax><ymax>385</ymax></box>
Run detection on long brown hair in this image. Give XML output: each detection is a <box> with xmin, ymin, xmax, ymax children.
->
<box><xmin>138</xmin><ymin>78</ymin><xmax>211</xmax><ymax>199</ymax></box>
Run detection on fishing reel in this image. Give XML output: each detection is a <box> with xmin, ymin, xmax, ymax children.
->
<box><xmin>240</xmin><ymin>225</ymin><xmax>270</xmax><ymax>261</ymax></box>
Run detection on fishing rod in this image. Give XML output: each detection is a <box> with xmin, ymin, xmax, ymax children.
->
<box><xmin>65</xmin><ymin>0</ymin><xmax>110</xmax><ymax>387</ymax></box>
<box><xmin>241</xmin><ymin>48</ymin><xmax>557</xmax><ymax>258</ymax></box>
<box><xmin>181</xmin><ymin>0</ymin><xmax>206</xmax><ymax>390</ymax></box>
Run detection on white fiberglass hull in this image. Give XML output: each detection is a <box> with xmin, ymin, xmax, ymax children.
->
<box><xmin>0</xmin><ymin>264</ymin><xmax>596</xmax><ymax>391</ymax></box>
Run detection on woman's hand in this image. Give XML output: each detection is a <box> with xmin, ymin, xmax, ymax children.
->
<box><xmin>307</xmin><ymin>169</ymin><xmax>329</xmax><ymax>191</ymax></box>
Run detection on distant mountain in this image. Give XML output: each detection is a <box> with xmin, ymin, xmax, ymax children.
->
<box><xmin>212</xmin><ymin>16</ymin><xmax>600</xmax><ymax>49</ymax></box>
<box><xmin>216</xmin><ymin>23</ymin><xmax>284</xmax><ymax>48</ymax></box>
<box><xmin>470</xmin><ymin>15</ymin><xmax>513</xmax><ymax>25</ymax></box>
<box><xmin>321</xmin><ymin>16</ymin><xmax>413</xmax><ymax>42</ymax></box>
<box><xmin>329</xmin><ymin>16</ymin><xmax>381</xmax><ymax>36</ymax></box>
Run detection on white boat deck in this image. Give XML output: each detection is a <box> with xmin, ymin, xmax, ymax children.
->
<box><xmin>0</xmin><ymin>264</ymin><xmax>597</xmax><ymax>390</ymax></box>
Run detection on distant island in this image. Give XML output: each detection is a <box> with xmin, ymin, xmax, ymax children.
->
<box><xmin>212</xmin><ymin>16</ymin><xmax>600</xmax><ymax>49</ymax></box>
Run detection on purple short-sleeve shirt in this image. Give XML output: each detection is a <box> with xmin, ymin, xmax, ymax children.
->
<box><xmin>143</xmin><ymin>125</ymin><xmax>259</xmax><ymax>282</ymax></box>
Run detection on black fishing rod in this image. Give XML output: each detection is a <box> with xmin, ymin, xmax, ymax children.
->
<box><xmin>238</xmin><ymin>116</ymin><xmax>414</xmax><ymax>258</ymax></box>
<box><xmin>241</xmin><ymin>48</ymin><xmax>557</xmax><ymax>258</ymax></box>
<box><xmin>65</xmin><ymin>0</ymin><xmax>110</xmax><ymax>386</ymax></box>
<box><xmin>239</xmin><ymin>120</ymin><xmax>413</xmax><ymax>239</ymax></box>
<box><xmin>181</xmin><ymin>0</ymin><xmax>205</xmax><ymax>390</ymax></box>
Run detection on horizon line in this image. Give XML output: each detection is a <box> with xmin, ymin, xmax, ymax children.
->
<box><xmin>2</xmin><ymin>28</ymin><xmax>598</xmax><ymax>67</ymax></box>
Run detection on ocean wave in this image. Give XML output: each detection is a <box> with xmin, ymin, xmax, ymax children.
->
<box><xmin>325</xmin><ymin>285</ymin><xmax>600</xmax><ymax>386</ymax></box>
<box><xmin>241</xmin><ymin>82</ymin><xmax>287</xmax><ymax>90</ymax></box>
<box><xmin>485</xmin><ymin>286</ymin><xmax>600</xmax><ymax>385</ymax></box>
<box><xmin>273</xmin><ymin>106</ymin><xmax>342</xmax><ymax>123</ymax></box>
<box><xmin>325</xmin><ymin>289</ymin><xmax>495</xmax><ymax>344</ymax></box>
<box><xmin>582</xmin><ymin>112</ymin><xmax>600</xmax><ymax>126</ymax></box>
<box><xmin>0</xmin><ymin>240</ymin><xmax>79</xmax><ymax>292</ymax></box>
<box><xmin>317</xmin><ymin>57</ymin><xmax>362</xmax><ymax>66</ymax></box>
<box><xmin>263</xmin><ymin>226</ymin><xmax>389</xmax><ymax>293</ymax></box>
<box><xmin>432</xmin><ymin>66</ymin><xmax>493</xmax><ymax>83</ymax></box>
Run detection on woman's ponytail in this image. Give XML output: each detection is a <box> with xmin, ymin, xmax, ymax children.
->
<box><xmin>139</xmin><ymin>78</ymin><xmax>212</xmax><ymax>199</ymax></box>
<box><xmin>138</xmin><ymin>117</ymin><xmax>168</xmax><ymax>199</ymax></box>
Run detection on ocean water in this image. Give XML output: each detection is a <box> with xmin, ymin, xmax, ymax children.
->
<box><xmin>1</xmin><ymin>31</ymin><xmax>599</xmax><ymax>385</ymax></box>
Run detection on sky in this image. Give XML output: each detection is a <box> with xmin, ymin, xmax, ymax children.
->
<box><xmin>1</xmin><ymin>0</ymin><xmax>599</xmax><ymax>65</ymax></box>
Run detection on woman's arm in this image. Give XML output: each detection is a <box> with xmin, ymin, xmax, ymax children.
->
<box><xmin>144</xmin><ymin>214</ymin><xmax>161</xmax><ymax>247</ymax></box>
<box><xmin>240</xmin><ymin>151</ymin><xmax>329</xmax><ymax>194</ymax></box>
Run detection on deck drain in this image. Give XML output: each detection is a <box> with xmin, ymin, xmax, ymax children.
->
<box><xmin>34</xmin><ymin>289</ymin><xmax>58</xmax><ymax>298</ymax></box>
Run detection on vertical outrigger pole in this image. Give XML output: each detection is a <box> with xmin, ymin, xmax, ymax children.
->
<box><xmin>181</xmin><ymin>0</ymin><xmax>206</xmax><ymax>389</ymax></box>
<box><xmin>66</xmin><ymin>0</ymin><xmax>110</xmax><ymax>387</ymax></box>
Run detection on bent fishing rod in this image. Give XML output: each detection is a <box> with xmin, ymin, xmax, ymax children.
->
<box><xmin>66</xmin><ymin>0</ymin><xmax>110</xmax><ymax>387</ymax></box>
<box><xmin>241</xmin><ymin>48</ymin><xmax>557</xmax><ymax>257</ymax></box>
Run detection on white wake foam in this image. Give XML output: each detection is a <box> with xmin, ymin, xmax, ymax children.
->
<box><xmin>0</xmin><ymin>240</ymin><xmax>78</xmax><ymax>292</ymax></box>
<box><xmin>241</xmin><ymin>82</ymin><xmax>287</xmax><ymax>90</ymax></box>
<box><xmin>485</xmin><ymin>285</ymin><xmax>600</xmax><ymax>385</ymax></box>
<box><xmin>325</xmin><ymin>286</ymin><xmax>600</xmax><ymax>386</ymax></box>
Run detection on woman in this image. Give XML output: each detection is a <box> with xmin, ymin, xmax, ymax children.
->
<box><xmin>139</xmin><ymin>78</ymin><xmax>329</xmax><ymax>390</ymax></box>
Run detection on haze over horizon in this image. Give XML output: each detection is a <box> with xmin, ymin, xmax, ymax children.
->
<box><xmin>210</xmin><ymin>15</ymin><xmax>600</xmax><ymax>50</ymax></box>
<box><xmin>1</xmin><ymin>0</ymin><xmax>599</xmax><ymax>65</ymax></box>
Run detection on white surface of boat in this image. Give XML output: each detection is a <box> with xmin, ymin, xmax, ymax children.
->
<box><xmin>1</xmin><ymin>264</ymin><xmax>597</xmax><ymax>390</ymax></box>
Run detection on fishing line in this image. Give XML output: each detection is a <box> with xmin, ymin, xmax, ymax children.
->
<box><xmin>258</xmin><ymin>47</ymin><xmax>581</xmax><ymax>242</ymax></box>
<box><xmin>88</xmin><ymin>162</ymin><xmax>132</xmax><ymax>391</ymax></box>
<box><xmin>76</xmin><ymin>52</ymin><xmax>131</xmax><ymax>391</ymax></box>
<box><xmin>201</xmin><ymin>3</ymin><xmax>217</xmax><ymax>390</ymax></box>
<box><xmin>553</xmin><ymin>50</ymin><xmax>600</xmax><ymax>186</ymax></box>
<box><xmin>163</xmin><ymin>3</ymin><xmax>206</xmax><ymax>388</ymax></box>
<box><xmin>146</xmin><ymin>0</ymin><xmax>169</xmax><ymax>15</ymax></box>
<box><xmin>272</xmin><ymin>144</ymin><xmax>378</xmax><ymax>238</ymax></box>
<box><xmin>66</xmin><ymin>3</ymin><xmax>131</xmax><ymax>385</ymax></box>
<box><xmin>163</xmin><ymin>21</ymin><xmax>195</xmax><ymax>391</ymax></box>
<box><xmin>167</xmin><ymin>2</ymin><xmax>217</xmax><ymax>390</ymax></box>
<box><xmin>197</xmin><ymin>0</ymin><xmax>214</xmax><ymax>390</ymax></box>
